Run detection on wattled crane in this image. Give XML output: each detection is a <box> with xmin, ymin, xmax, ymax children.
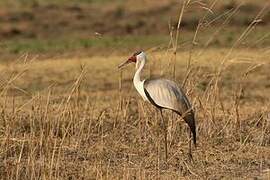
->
<box><xmin>118</xmin><ymin>51</ymin><xmax>196</xmax><ymax>161</ymax></box>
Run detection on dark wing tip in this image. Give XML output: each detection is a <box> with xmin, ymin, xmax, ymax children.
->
<box><xmin>183</xmin><ymin>112</ymin><xmax>196</xmax><ymax>146</ymax></box>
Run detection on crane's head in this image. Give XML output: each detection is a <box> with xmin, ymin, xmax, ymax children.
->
<box><xmin>118</xmin><ymin>51</ymin><xmax>146</xmax><ymax>69</ymax></box>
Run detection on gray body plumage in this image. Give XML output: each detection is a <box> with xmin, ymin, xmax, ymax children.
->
<box><xmin>144</xmin><ymin>78</ymin><xmax>196</xmax><ymax>145</ymax></box>
<box><xmin>144</xmin><ymin>79</ymin><xmax>191</xmax><ymax>112</ymax></box>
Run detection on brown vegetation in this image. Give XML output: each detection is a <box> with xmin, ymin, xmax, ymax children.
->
<box><xmin>0</xmin><ymin>0</ymin><xmax>269</xmax><ymax>39</ymax></box>
<box><xmin>0</xmin><ymin>48</ymin><xmax>269</xmax><ymax>179</ymax></box>
<box><xmin>0</xmin><ymin>0</ymin><xmax>269</xmax><ymax>179</ymax></box>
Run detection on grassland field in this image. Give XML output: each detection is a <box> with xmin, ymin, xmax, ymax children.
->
<box><xmin>0</xmin><ymin>48</ymin><xmax>269</xmax><ymax>179</ymax></box>
<box><xmin>0</xmin><ymin>0</ymin><xmax>270</xmax><ymax>179</ymax></box>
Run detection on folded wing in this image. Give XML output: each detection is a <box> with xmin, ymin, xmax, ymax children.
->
<box><xmin>144</xmin><ymin>78</ymin><xmax>196</xmax><ymax>145</ymax></box>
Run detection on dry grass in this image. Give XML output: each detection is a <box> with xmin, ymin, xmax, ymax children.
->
<box><xmin>0</xmin><ymin>1</ymin><xmax>269</xmax><ymax>179</ymax></box>
<box><xmin>0</xmin><ymin>47</ymin><xmax>269</xmax><ymax>179</ymax></box>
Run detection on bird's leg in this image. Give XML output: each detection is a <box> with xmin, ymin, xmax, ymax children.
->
<box><xmin>159</xmin><ymin>109</ymin><xmax>168</xmax><ymax>162</ymax></box>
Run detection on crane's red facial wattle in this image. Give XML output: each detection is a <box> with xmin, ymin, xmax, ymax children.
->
<box><xmin>128</xmin><ymin>55</ymin><xmax>137</xmax><ymax>63</ymax></box>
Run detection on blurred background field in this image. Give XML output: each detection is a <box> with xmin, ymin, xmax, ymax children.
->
<box><xmin>0</xmin><ymin>0</ymin><xmax>269</xmax><ymax>179</ymax></box>
<box><xmin>0</xmin><ymin>0</ymin><xmax>269</xmax><ymax>59</ymax></box>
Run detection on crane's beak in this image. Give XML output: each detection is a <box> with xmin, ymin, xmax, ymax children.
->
<box><xmin>118</xmin><ymin>59</ymin><xmax>130</xmax><ymax>69</ymax></box>
<box><xmin>118</xmin><ymin>56</ymin><xmax>136</xmax><ymax>69</ymax></box>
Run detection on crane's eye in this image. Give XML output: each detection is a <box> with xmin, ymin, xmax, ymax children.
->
<box><xmin>133</xmin><ymin>51</ymin><xmax>142</xmax><ymax>56</ymax></box>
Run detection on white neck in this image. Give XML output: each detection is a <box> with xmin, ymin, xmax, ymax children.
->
<box><xmin>133</xmin><ymin>59</ymin><xmax>145</xmax><ymax>84</ymax></box>
<box><xmin>133</xmin><ymin>56</ymin><xmax>148</xmax><ymax>101</ymax></box>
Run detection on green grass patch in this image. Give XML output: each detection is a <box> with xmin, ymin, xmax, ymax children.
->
<box><xmin>1</xmin><ymin>35</ymin><xmax>170</xmax><ymax>55</ymax></box>
<box><xmin>0</xmin><ymin>26</ymin><xmax>269</xmax><ymax>57</ymax></box>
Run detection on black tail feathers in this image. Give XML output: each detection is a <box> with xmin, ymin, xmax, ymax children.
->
<box><xmin>183</xmin><ymin>112</ymin><xmax>196</xmax><ymax>146</ymax></box>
